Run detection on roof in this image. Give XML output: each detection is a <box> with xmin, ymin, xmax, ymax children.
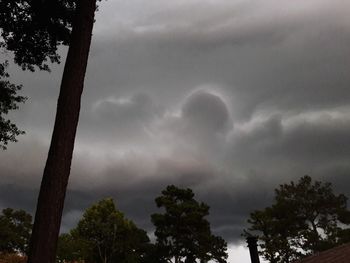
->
<box><xmin>294</xmin><ymin>243</ymin><xmax>350</xmax><ymax>263</ymax></box>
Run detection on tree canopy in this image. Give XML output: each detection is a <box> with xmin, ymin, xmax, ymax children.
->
<box><xmin>0</xmin><ymin>0</ymin><xmax>75</xmax><ymax>148</ymax></box>
<box><xmin>56</xmin><ymin>233</ymin><xmax>91</xmax><ymax>263</ymax></box>
<box><xmin>0</xmin><ymin>188</ymin><xmax>228</xmax><ymax>263</ymax></box>
<box><xmin>245</xmin><ymin>175</ymin><xmax>350</xmax><ymax>263</ymax></box>
<box><xmin>151</xmin><ymin>185</ymin><xmax>228</xmax><ymax>263</ymax></box>
<box><xmin>57</xmin><ymin>198</ymin><xmax>151</xmax><ymax>263</ymax></box>
<box><xmin>0</xmin><ymin>0</ymin><xmax>75</xmax><ymax>71</ymax></box>
<box><xmin>0</xmin><ymin>208</ymin><xmax>32</xmax><ymax>254</ymax></box>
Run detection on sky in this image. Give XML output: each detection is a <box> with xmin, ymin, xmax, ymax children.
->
<box><xmin>1</xmin><ymin>0</ymin><xmax>350</xmax><ymax>262</ymax></box>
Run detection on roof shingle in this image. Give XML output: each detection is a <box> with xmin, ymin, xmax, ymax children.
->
<box><xmin>293</xmin><ymin>243</ymin><xmax>350</xmax><ymax>263</ymax></box>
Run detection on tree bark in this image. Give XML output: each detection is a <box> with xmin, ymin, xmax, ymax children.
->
<box><xmin>27</xmin><ymin>1</ymin><xmax>97</xmax><ymax>262</ymax></box>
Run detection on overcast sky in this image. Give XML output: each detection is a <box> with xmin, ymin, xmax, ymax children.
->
<box><xmin>1</xmin><ymin>0</ymin><xmax>350</xmax><ymax>262</ymax></box>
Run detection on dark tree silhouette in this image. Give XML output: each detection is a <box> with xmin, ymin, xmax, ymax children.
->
<box><xmin>0</xmin><ymin>62</ymin><xmax>26</xmax><ymax>149</ymax></box>
<box><xmin>151</xmin><ymin>185</ymin><xmax>228</xmax><ymax>263</ymax></box>
<box><xmin>0</xmin><ymin>0</ymin><xmax>74</xmax><ymax>148</ymax></box>
<box><xmin>245</xmin><ymin>175</ymin><xmax>350</xmax><ymax>263</ymax></box>
<box><xmin>27</xmin><ymin>1</ymin><xmax>98</xmax><ymax>262</ymax></box>
<box><xmin>0</xmin><ymin>0</ymin><xmax>75</xmax><ymax>71</ymax></box>
<box><xmin>1</xmin><ymin>1</ymin><xmax>99</xmax><ymax>262</ymax></box>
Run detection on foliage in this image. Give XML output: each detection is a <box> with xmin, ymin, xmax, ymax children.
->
<box><xmin>0</xmin><ymin>208</ymin><xmax>32</xmax><ymax>254</ymax></box>
<box><xmin>0</xmin><ymin>62</ymin><xmax>26</xmax><ymax>150</ymax></box>
<box><xmin>151</xmin><ymin>185</ymin><xmax>228</xmax><ymax>263</ymax></box>
<box><xmin>245</xmin><ymin>175</ymin><xmax>350</xmax><ymax>263</ymax></box>
<box><xmin>58</xmin><ymin>198</ymin><xmax>151</xmax><ymax>263</ymax></box>
<box><xmin>56</xmin><ymin>233</ymin><xmax>91</xmax><ymax>263</ymax></box>
<box><xmin>0</xmin><ymin>0</ymin><xmax>76</xmax><ymax>71</ymax></box>
<box><xmin>0</xmin><ymin>0</ymin><xmax>75</xmax><ymax>148</ymax></box>
<box><xmin>0</xmin><ymin>0</ymin><xmax>73</xmax><ymax>148</ymax></box>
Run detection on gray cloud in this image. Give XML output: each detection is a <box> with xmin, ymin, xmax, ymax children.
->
<box><xmin>1</xmin><ymin>0</ymin><xmax>350</xmax><ymax>250</ymax></box>
<box><xmin>182</xmin><ymin>91</ymin><xmax>231</xmax><ymax>133</ymax></box>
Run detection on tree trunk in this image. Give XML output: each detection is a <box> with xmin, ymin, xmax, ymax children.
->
<box><xmin>27</xmin><ymin>1</ymin><xmax>96</xmax><ymax>262</ymax></box>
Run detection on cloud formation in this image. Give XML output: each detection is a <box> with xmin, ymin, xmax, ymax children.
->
<box><xmin>1</xmin><ymin>0</ymin><xmax>350</xmax><ymax>250</ymax></box>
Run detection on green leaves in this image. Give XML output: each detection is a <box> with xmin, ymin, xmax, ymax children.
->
<box><xmin>56</xmin><ymin>233</ymin><xmax>92</xmax><ymax>262</ymax></box>
<box><xmin>0</xmin><ymin>208</ymin><xmax>32</xmax><ymax>254</ymax></box>
<box><xmin>57</xmin><ymin>198</ymin><xmax>151</xmax><ymax>263</ymax></box>
<box><xmin>245</xmin><ymin>175</ymin><xmax>350</xmax><ymax>263</ymax></box>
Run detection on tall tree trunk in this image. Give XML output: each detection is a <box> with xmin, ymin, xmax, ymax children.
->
<box><xmin>27</xmin><ymin>1</ymin><xmax>97</xmax><ymax>262</ymax></box>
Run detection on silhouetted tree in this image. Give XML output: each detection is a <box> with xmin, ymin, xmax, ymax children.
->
<box><xmin>28</xmin><ymin>1</ymin><xmax>99</xmax><ymax>261</ymax></box>
<box><xmin>0</xmin><ymin>208</ymin><xmax>32</xmax><ymax>254</ymax></box>
<box><xmin>152</xmin><ymin>185</ymin><xmax>228</xmax><ymax>263</ymax></box>
<box><xmin>0</xmin><ymin>0</ymin><xmax>75</xmax><ymax>148</ymax></box>
<box><xmin>245</xmin><ymin>175</ymin><xmax>350</xmax><ymax>263</ymax></box>
<box><xmin>0</xmin><ymin>62</ymin><xmax>26</xmax><ymax>149</ymax></box>
<box><xmin>0</xmin><ymin>0</ymin><xmax>76</xmax><ymax>148</ymax></box>
<box><xmin>0</xmin><ymin>0</ymin><xmax>75</xmax><ymax>71</ymax></box>
<box><xmin>0</xmin><ymin>0</ymin><xmax>100</xmax><ymax>262</ymax></box>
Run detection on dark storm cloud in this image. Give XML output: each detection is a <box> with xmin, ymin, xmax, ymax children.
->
<box><xmin>0</xmin><ymin>155</ymin><xmax>319</xmax><ymax>241</ymax></box>
<box><xmin>77</xmin><ymin>92</ymin><xmax>163</xmax><ymax>144</ymax></box>
<box><xmin>84</xmin><ymin>0</ymin><xmax>350</xmax><ymax>120</ymax></box>
<box><xmin>182</xmin><ymin>91</ymin><xmax>231</xmax><ymax>133</ymax></box>
<box><xmin>0</xmin><ymin>129</ymin><xmax>273</xmax><ymax>243</ymax></box>
<box><xmin>3</xmin><ymin>107</ymin><xmax>350</xmax><ymax>243</ymax></box>
<box><xmin>226</xmin><ymin>112</ymin><xmax>350</xmax><ymax>174</ymax></box>
<box><xmin>0</xmin><ymin>185</ymin><xmax>38</xmax><ymax>214</ymax></box>
<box><xmin>1</xmin><ymin>0</ymin><xmax>350</xmax><ymax>250</ymax></box>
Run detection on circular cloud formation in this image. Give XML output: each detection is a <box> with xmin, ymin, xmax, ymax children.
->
<box><xmin>182</xmin><ymin>91</ymin><xmax>230</xmax><ymax>133</ymax></box>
